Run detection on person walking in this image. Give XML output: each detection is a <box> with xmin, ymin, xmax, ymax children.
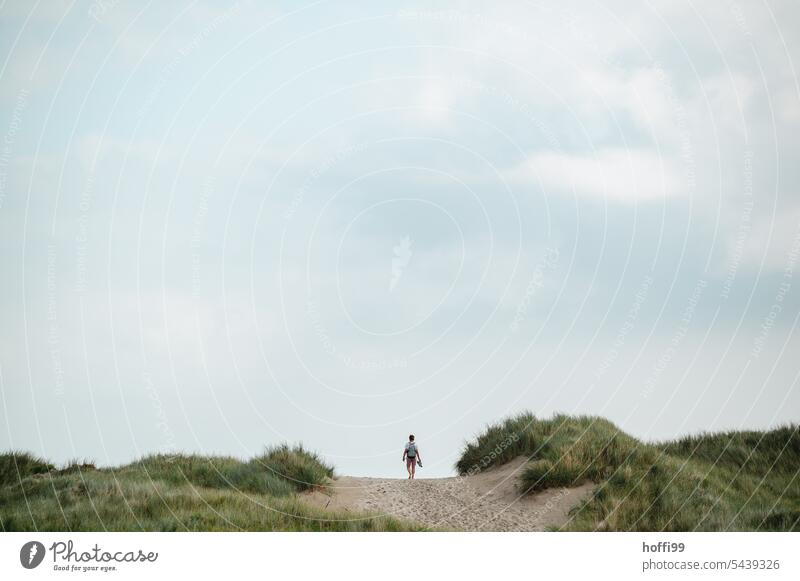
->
<box><xmin>402</xmin><ymin>434</ymin><xmax>421</xmax><ymax>479</ymax></box>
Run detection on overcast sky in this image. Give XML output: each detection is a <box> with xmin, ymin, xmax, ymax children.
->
<box><xmin>1</xmin><ymin>0</ymin><xmax>799</xmax><ymax>478</ymax></box>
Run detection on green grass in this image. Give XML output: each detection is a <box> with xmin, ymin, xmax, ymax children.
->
<box><xmin>0</xmin><ymin>446</ymin><xmax>422</xmax><ymax>532</ymax></box>
<box><xmin>252</xmin><ymin>444</ymin><xmax>335</xmax><ymax>492</ymax></box>
<box><xmin>457</xmin><ymin>413</ymin><xmax>800</xmax><ymax>531</ymax></box>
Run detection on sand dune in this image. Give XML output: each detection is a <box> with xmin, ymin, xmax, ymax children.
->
<box><xmin>304</xmin><ymin>457</ymin><xmax>594</xmax><ymax>531</ymax></box>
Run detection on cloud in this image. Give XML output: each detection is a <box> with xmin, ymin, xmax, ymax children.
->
<box><xmin>507</xmin><ymin>148</ymin><xmax>685</xmax><ymax>202</ymax></box>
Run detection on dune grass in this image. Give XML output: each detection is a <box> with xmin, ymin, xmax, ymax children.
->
<box><xmin>252</xmin><ymin>444</ymin><xmax>335</xmax><ymax>492</ymax></box>
<box><xmin>5</xmin><ymin>417</ymin><xmax>796</xmax><ymax>532</ymax></box>
<box><xmin>0</xmin><ymin>451</ymin><xmax>55</xmax><ymax>488</ymax></box>
<box><xmin>457</xmin><ymin>413</ymin><xmax>799</xmax><ymax>531</ymax></box>
<box><xmin>0</xmin><ymin>446</ymin><xmax>421</xmax><ymax>532</ymax></box>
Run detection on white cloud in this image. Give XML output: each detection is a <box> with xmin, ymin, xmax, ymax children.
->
<box><xmin>507</xmin><ymin>148</ymin><xmax>685</xmax><ymax>202</ymax></box>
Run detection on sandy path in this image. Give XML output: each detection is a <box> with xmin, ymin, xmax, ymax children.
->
<box><xmin>304</xmin><ymin>457</ymin><xmax>594</xmax><ymax>531</ymax></box>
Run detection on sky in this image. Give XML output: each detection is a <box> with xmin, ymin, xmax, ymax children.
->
<box><xmin>1</xmin><ymin>0</ymin><xmax>799</xmax><ymax>478</ymax></box>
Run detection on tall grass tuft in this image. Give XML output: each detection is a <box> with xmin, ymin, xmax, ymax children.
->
<box><xmin>252</xmin><ymin>444</ymin><xmax>334</xmax><ymax>492</ymax></box>
<box><xmin>0</xmin><ymin>451</ymin><xmax>55</xmax><ymax>487</ymax></box>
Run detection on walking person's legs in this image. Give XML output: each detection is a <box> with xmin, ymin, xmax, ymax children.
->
<box><xmin>407</xmin><ymin>457</ymin><xmax>416</xmax><ymax>479</ymax></box>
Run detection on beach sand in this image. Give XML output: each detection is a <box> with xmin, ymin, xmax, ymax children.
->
<box><xmin>304</xmin><ymin>457</ymin><xmax>595</xmax><ymax>531</ymax></box>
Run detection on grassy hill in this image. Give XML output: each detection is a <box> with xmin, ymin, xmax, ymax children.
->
<box><xmin>0</xmin><ymin>444</ymin><xmax>422</xmax><ymax>531</ymax></box>
<box><xmin>3</xmin><ymin>415</ymin><xmax>797</xmax><ymax>532</ymax></box>
<box><xmin>457</xmin><ymin>413</ymin><xmax>799</xmax><ymax>531</ymax></box>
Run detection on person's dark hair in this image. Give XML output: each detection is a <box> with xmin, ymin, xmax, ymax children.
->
<box><xmin>409</xmin><ymin>434</ymin><xmax>415</xmax><ymax>441</ymax></box>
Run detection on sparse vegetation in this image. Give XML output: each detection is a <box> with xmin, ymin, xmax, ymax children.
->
<box><xmin>0</xmin><ymin>447</ymin><xmax>421</xmax><ymax>532</ymax></box>
<box><xmin>457</xmin><ymin>413</ymin><xmax>799</xmax><ymax>531</ymax></box>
